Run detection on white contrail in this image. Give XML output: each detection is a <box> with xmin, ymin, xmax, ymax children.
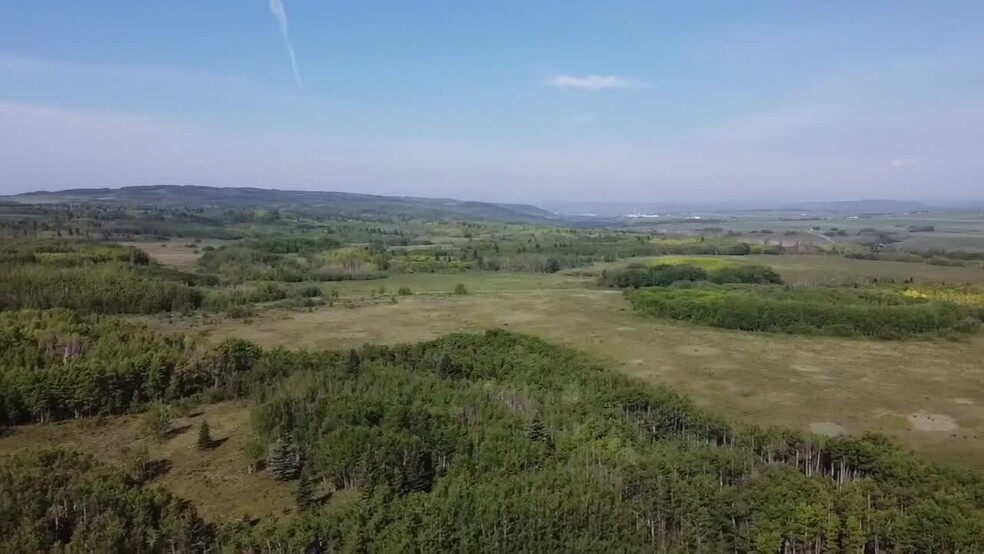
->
<box><xmin>268</xmin><ymin>0</ymin><xmax>303</xmax><ymax>87</ymax></box>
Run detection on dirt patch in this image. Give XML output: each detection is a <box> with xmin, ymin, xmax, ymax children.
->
<box><xmin>676</xmin><ymin>345</ymin><xmax>722</xmax><ymax>357</ymax></box>
<box><xmin>810</xmin><ymin>422</ymin><xmax>848</xmax><ymax>437</ymax></box>
<box><xmin>953</xmin><ymin>398</ymin><xmax>975</xmax><ymax>405</ymax></box>
<box><xmin>908</xmin><ymin>411</ymin><xmax>959</xmax><ymax>432</ymax></box>
<box><xmin>791</xmin><ymin>363</ymin><xmax>822</xmax><ymax>373</ymax></box>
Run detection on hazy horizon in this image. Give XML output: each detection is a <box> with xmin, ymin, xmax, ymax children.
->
<box><xmin>2</xmin><ymin>2</ymin><xmax>983</xmax><ymax>203</ymax></box>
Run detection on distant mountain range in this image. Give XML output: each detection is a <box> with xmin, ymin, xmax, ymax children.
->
<box><xmin>2</xmin><ymin>185</ymin><xmax>558</xmax><ymax>224</ymax></box>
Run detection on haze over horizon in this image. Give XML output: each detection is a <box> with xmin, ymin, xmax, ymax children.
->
<box><xmin>2</xmin><ymin>1</ymin><xmax>983</xmax><ymax>203</ymax></box>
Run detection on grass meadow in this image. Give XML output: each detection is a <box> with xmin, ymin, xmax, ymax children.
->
<box><xmin>138</xmin><ymin>255</ymin><xmax>984</xmax><ymax>470</ymax></box>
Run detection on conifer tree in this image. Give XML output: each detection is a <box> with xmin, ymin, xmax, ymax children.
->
<box><xmin>267</xmin><ymin>432</ymin><xmax>301</xmax><ymax>481</ymax></box>
<box><xmin>527</xmin><ymin>415</ymin><xmax>548</xmax><ymax>443</ymax></box>
<box><xmin>295</xmin><ymin>474</ymin><xmax>315</xmax><ymax>510</ymax></box>
<box><xmin>196</xmin><ymin>419</ymin><xmax>212</xmax><ymax>450</ymax></box>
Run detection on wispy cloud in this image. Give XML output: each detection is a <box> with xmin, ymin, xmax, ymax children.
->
<box><xmin>268</xmin><ymin>0</ymin><xmax>303</xmax><ymax>87</ymax></box>
<box><xmin>546</xmin><ymin>74</ymin><xmax>638</xmax><ymax>91</ymax></box>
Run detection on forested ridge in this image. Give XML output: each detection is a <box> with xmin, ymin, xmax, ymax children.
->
<box><xmin>2</xmin><ymin>322</ymin><xmax>983</xmax><ymax>552</ymax></box>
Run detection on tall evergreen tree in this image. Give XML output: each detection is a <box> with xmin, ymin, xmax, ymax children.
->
<box><xmin>268</xmin><ymin>432</ymin><xmax>301</xmax><ymax>481</ymax></box>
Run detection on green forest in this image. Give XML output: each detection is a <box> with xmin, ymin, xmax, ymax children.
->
<box><xmin>3</xmin><ymin>325</ymin><xmax>983</xmax><ymax>552</ymax></box>
<box><xmin>1</xmin><ymin>199</ymin><xmax>984</xmax><ymax>552</ymax></box>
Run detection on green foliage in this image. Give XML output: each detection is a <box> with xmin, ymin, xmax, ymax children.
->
<box><xmin>628</xmin><ymin>283</ymin><xmax>980</xmax><ymax>338</ymax></box>
<box><xmin>600</xmin><ymin>261</ymin><xmax>783</xmax><ymax>288</ymax></box>
<box><xmin>198</xmin><ymin>237</ymin><xmax>390</xmax><ymax>285</ymax></box>
<box><xmin>397</xmin><ymin>286</ymin><xmax>413</xmax><ymax>296</ymax></box>
<box><xmin>454</xmin><ymin>283</ymin><xmax>468</xmax><ymax>295</ymax></box>
<box><xmin>143</xmin><ymin>401</ymin><xmax>173</xmax><ymax>442</ymax></box>
<box><xmin>295</xmin><ymin>474</ymin><xmax>316</xmax><ymax>510</ymax></box>
<box><xmin>0</xmin><ymin>311</ymin><xmax>264</xmax><ymax>424</ymax></box>
<box><xmin>0</xmin><ymin>449</ymin><xmax>212</xmax><ymax>552</ymax></box>
<box><xmin>0</xmin><ymin>240</ymin><xmax>205</xmax><ymax>314</ymax></box>
<box><xmin>4</xmin><ymin>330</ymin><xmax>984</xmax><ymax>551</ymax></box>
<box><xmin>228</xmin><ymin>330</ymin><xmax>984</xmax><ymax>551</ymax></box>
<box><xmin>197</xmin><ymin>420</ymin><xmax>213</xmax><ymax>450</ymax></box>
<box><xmin>268</xmin><ymin>432</ymin><xmax>302</xmax><ymax>481</ymax></box>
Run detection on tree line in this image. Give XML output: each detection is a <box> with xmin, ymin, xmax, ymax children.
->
<box><xmin>628</xmin><ymin>283</ymin><xmax>981</xmax><ymax>338</ymax></box>
<box><xmin>599</xmin><ymin>262</ymin><xmax>784</xmax><ymax>288</ymax></box>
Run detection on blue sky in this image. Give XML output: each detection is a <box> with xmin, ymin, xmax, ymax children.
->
<box><xmin>1</xmin><ymin>1</ymin><xmax>982</xmax><ymax>203</ymax></box>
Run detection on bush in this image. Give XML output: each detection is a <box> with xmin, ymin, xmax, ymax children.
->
<box><xmin>454</xmin><ymin>283</ymin><xmax>468</xmax><ymax>295</ymax></box>
<box><xmin>398</xmin><ymin>286</ymin><xmax>413</xmax><ymax>296</ymax></box>
<box><xmin>297</xmin><ymin>285</ymin><xmax>323</xmax><ymax>298</ymax></box>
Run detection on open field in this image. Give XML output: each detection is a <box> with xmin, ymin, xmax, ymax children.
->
<box><xmin>117</xmin><ymin>239</ymin><xmax>233</xmax><ymax>269</ymax></box>
<box><xmin>0</xmin><ymin>400</ymin><xmax>293</xmax><ymax>522</ymax></box>
<box><xmin>148</xmin><ymin>259</ymin><xmax>984</xmax><ymax>469</ymax></box>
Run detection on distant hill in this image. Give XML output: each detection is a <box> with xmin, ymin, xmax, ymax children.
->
<box><xmin>3</xmin><ymin>185</ymin><xmax>557</xmax><ymax>223</ymax></box>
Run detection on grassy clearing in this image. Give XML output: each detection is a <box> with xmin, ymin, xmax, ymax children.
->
<box><xmin>151</xmin><ymin>277</ymin><xmax>984</xmax><ymax>469</ymax></box>
<box><xmin>118</xmin><ymin>239</ymin><xmax>233</xmax><ymax>269</ymax></box>
<box><xmin>0</xmin><ymin>400</ymin><xmax>293</xmax><ymax>522</ymax></box>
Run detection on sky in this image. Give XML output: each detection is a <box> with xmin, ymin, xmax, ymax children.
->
<box><xmin>1</xmin><ymin>1</ymin><xmax>983</xmax><ymax>204</ymax></box>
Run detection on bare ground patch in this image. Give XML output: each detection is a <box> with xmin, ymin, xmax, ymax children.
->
<box><xmin>908</xmin><ymin>411</ymin><xmax>959</xmax><ymax>432</ymax></box>
<box><xmin>676</xmin><ymin>344</ymin><xmax>723</xmax><ymax>357</ymax></box>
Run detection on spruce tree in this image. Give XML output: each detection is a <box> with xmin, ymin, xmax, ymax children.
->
<box><xmin>295</xmin><ymin>474</ymin><xmax>315</xmax><ymax>510</ymax></box>
<box><xmin>267</xmin><ymin>432</ymin><xmax>301</xmax><ymax>481</ymax></box>
<box><xmin>196</xmin><ymin>420</ymin><xmax>212</xmax><ymax>450</ymax></box>
<box><xmin>527</xmin><ymin>416</ymin><xmax>547</xmax><ymax>443</ymax></box>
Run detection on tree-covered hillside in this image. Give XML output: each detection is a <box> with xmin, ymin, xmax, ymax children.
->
<box><xmin>3</xmin><ymin>185</ymin><xmax>558</xmax><ymax>224</ymax></box>
<box><xmin>2</xmin><ymin>322</ymin><xmax>982</xmax><ymax>552</ymax></box>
